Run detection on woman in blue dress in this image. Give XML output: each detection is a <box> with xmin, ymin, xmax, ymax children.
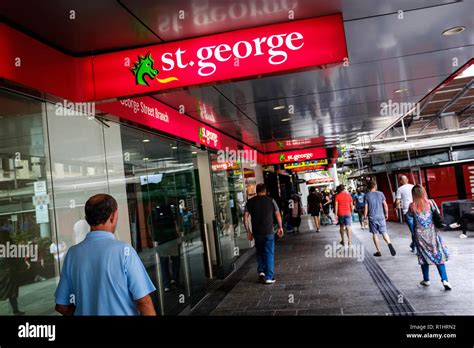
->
<box><xmin>409</xmin><ymin>185</ymin><xmax>452</xmax><ymax>290</ymax></box>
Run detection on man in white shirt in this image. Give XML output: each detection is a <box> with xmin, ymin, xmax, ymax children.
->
<box><xmin>394</xmin><ymin>175</ymin><xmax>415</xmax><ymax>252</ymax></box>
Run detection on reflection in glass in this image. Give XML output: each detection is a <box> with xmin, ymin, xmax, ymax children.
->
<box><xmin>0</xmin><ymin>91</ymin><xmax>55</xmax><ymax>315</ymax></box>
<box><xmin>209</xmin><ymin>154</ymin><xmax>250</xmax><ymax>277</ymax></box>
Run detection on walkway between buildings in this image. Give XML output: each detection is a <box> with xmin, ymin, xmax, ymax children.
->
<box><xmin>193</xmin><ymin>216</ymin><xmax>474</xmax><ymax>316</ymax></box>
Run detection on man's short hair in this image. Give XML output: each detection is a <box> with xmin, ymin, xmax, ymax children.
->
<box><xmin>256</xmin><ymin>183</ymin><xmax>267</xmax><ymax>194</ymax></box>
<box><xmin>85</xmin><ymin>194</ymin><xmax>118</xmax><ymax>226</ymax></box>
<box><xmin>369</xmin><ymin>181</ymin><xmax>377</xmax><ymax>190</ymax></box>
<box><xmin>339</xmin><ymin>184</ymin><xmax>345</xmax><ymax>192</ymax></box>
<box><xmin>309</xmin><ymin>187</ymin><xmax>316</xmax><ymax>193</ymax></box>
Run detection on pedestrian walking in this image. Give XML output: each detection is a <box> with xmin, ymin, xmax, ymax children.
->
<box><xmin>334</xmin><ymin>185</ymin><xmax>354</xmax><ymax>246</ymax></box>
<box><xmin>55</xmin><ymin>194</ymin><xmax>157</xmax><ymax>315</ymax></box>
<box><xmin>364</xmin><ymin>181</ymin><xmax>396</xmax><ymax>257</ymax></box>
<box><xmin>395</xmin><ymin>175</ymin><xmax>416</xmax><ymax>252</ymax></box>
<box><xmin>307</xmin><ymin>187</ymin><xmax>323</xmax><ymax>232</ymax></box>
<box><xmin>244</xmin><ymin>184</ymin><xmax>284</xmax><ymax>284</ymax></box>
<box><xmin>409</xmin><ymin>185</ymin><xmax>451</xmax><ymax>290</ymax></box>
<box><xmin>353</xmin><ymin>187</ymin><xmax>367</xmax><ymax>229</ymax></box>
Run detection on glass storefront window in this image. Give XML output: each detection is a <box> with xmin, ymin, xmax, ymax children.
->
<box><xmin>1</xmin><ymin>88</ymin><xmax>261</xmax><ymax>315</ymax></box>
<box><xmin>0</xmin><ymin>91</ymin><xmax>56</xmax><ymax>315</ymax></box>
<box><xmin>209</xmin><ymin>154</ymin><xmax>250</xmax><ymax>278</ymax></box>
<box><xmin>117</xmin><ymin>125</ymin><xmax>208</xmax><ymax>314</ymax></box>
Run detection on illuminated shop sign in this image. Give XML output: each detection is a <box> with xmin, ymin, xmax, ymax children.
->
<box><xmin>266</xmin><ymin>148</ymin><xmax>326</xmax><ymax>164</ymax></box>
<box><xmin>1</xmin><ymin>15</ymin><xmax>346</xmax><ymax>102</ymax></box>
<box><xmin>98</xmin><ymin>97</ymin><xmax>223</xmax><ymax>150</ymax></box>
<box><xmin>211</xmin><ymin>161</ymin><xmax>240</xmax><ymax>172</ymax></box>
<box><xmin>463</xmin><ymin>164</ymin><xmax>474</xmax><ymax>198</ymax></box>
<box><xmin>283</xmin><ymin>159</ymin><xmax>328</xmax><ymax>169</ymax></box>
<box><xmin>93</xmin><ymin>15</ymin><xmax>347</xmax><ymax>100</ymax></box>
<box><xmin>199</xmin><ymin>126</ymin><xmax>219</xmax><ymax>147</ymax></box>
<box><xmin>290</xmin><ymin>165</ymin><xmax>325</xmax><ymax>173</ymax></box>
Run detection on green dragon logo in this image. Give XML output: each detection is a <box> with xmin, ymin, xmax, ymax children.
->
<box><xmin>198</xmin><ymin>127</ymin><xmax>204</xmax><ymax>141</ymax></box>
<box><xmin>130</xmin><ymin>52</ymin><xmax>178</xmax><ymax>86</ymax></box>
<box><xmin>279</xmin><ymin>153</ymin><xmax>286</xmax><ymax>162</ymax></box>
<box><xmin>276</xmin><ymin>141</ymin><xmax>284</xmax><ymax>150</ymax></box>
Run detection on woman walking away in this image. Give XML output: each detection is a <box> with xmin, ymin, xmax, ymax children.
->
<box><xmin>290</xmin><ymin>194</ymin><xmax>304</xmax><ymax>233</ymax></box>
<box><xmin>409</xmin><ymin>185</ymin><xmax>452</xmax><ymax>290</ymax></box>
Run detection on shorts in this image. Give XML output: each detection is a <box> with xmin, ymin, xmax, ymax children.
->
<box><xmin>356</xmin><ymin>208</ymin><xmax>365</xmax><ymax>216</ymax></box>
<box><xmin>310</xmin><ymin>210</ymin><xmax>320</xmax><ymax>217</ymax></box>
<box><xmin>368</xmin><ymin>218</ymin><xmax>387</xmax><ymax>234</ymax></box>
<box><xmin>338</xmin><ymin>215</ymin><xmax>352</xmax><ymax>226</ymax></box>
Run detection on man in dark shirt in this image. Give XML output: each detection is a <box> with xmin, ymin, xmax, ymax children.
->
<box><xmin>244</xmin><ymin>184</ymin><xmax>283</xmax><ymax>284</ymax></box>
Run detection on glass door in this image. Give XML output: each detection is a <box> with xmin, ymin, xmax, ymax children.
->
<box><xmin>113</xmin><ymin>124</ymin><xmax>208</xmax><ymax>314</ymax></box>
<box><xmin>175</xmin><ymin>145</ymin><xmax>207</xmax><ymax>306</ymax></box>
<box><xmin>209</xmin><ymin>153</ymin><xmax>250</xmax><ymax>278</ymax></box>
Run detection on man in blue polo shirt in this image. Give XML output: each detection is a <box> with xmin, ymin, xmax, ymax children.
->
<box><xmin>54</xmin><ymin>194</ymin><xmax>156</xmax><ymax>316</ymax></box>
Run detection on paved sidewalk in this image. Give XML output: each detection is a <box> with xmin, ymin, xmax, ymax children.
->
<box><xmin>205</xmin><ymin>216</ymin><xmax>474</xmax><ymax>316</ymax></box>
<box><xmin>355</xmin><ymin>219</ymin><xmax>474</xmax><ymax>315</ymax></box>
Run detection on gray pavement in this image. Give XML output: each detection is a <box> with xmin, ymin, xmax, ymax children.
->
<box><xmin>207</xmin><ymin>216</ymin><xmax>474</xmax><ymax>316</ymax></box>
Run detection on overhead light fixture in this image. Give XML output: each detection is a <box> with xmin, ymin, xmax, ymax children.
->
<box><xmin>439</xmin><ymin>158</ymin><xmax>474</xmax><ymax>166</ymax></box>
<box><xmin>142</xmin><ymin>139</ymin><xmax>150</xmax><ymax>143</ymax></box>
<box><xmin>454</xmin><ymin>64</ymin><xmax>474</xmax><ymax>79</ymax></box>
<box><xmin>192</xmin><ymin>151</ymin><xmax>197</xmax><ymax>155</ymax></box>
<box><xmin>281</xmin><ymin>118</ymin><xmax>291</xmax><ymax>122</ymax></box>
<box><xmin>171</xmin><ymin>146</ymin><xmax>178</xmax><ymax>149</ymax></box>
<box><xmin>394</xmin><ymin>88</ymin><xmax>407</xmax><ymax>93</ymax></box>
<box><xmin>143</xmin><ymin>157</ymin><xmax>149</xmax><ymax>161</ymax></box>
<box><xmin>442</xmin><ymin>26</ymin><xmax>466</xmax><ymax>36</ymax></box>
<box><xmin>273</xmin><ymin>105</ymin><xmax>286</xmax><ymax>110</ymax></box>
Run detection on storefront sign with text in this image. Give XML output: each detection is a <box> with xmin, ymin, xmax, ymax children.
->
<box><xmin>97</xmin><ymin>97</ymin><xmax>223</xmax><ymax>150</ymax></box>
<box><xmin>93</xmin><ymin>15</ymin><xmax>347</xmax><ymax>100</ymax></box>
<box><xmin>266</xmin><ymin>148</ymin><xmax>326</xmax><ymax>164</ymax></box>
<box><xmin>463</xmin><ymin>164</ymin><xmax>474</xmax><ymax>198</ymax></box>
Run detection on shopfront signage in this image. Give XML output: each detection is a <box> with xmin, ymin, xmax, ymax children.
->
<box><xmin>199</xmin><ymin>126</ymin><xmax>219</xmax><ymax>147</ymax></box>
<box><xmin>284</xmin><ymin>159</ymin><xmax>328</xmax><ymax>169</ymax></box>
<box><xmin>98</xmin><ymin>97</ymin><xmax>224</xmax><ymax>150</ymax></box>
<box><xmin>92</xmin><ymin>15</ymin><xmax>347</xmax><ymax>100</ymax></box>
<box><xmin>463</xmin><ymin>164</ymin><xmax>474</xmax><ymax>198</ymax></box>
<box><xmin>211</xmin><ymin>161</ymin><xmax>240</xmax><ymax>172</ymax></box>
<box><xmin>291</xmin><ymin>165</ymin><xmax>325</xmax><ymax>173</ymax></box>
<box><xmin>266</xmin><ymin>148</ymin><xmax>326</xmax><ymax>164</ymax></box>
<box><xmin>1</xmin><ymin>15</ymin><xmax>346</xmax><ymax>102</ymax></box>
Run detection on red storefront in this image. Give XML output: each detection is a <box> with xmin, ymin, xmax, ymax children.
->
<box><xmin>375</xmin><ymin>161</ymin><xmax>474</xmax><ymax>222</ymax></box>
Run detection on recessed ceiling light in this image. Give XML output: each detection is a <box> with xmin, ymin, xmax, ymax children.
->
<box><xmin>273</xmin><ymin>105</ymin><xmax>286</xmax><ymax>110</ymax></box>
<box><xmin>394</xmin><ymin>88</ymin><xmax>407</xmax><ymax>93</ymax></box>
<box><xmin>171</xmin><ymin>146</ymin><xmax>178</xmax><ymax>149</ymax></box>
<box><xmin>192</xmin><ymin>151</ymin><xmax>197</xmax><ymax>155</ymax></box>
<box><xmin>143</xmin><ymin>157</ymin><xmax>149</xmax><ymax>161</ymax></box>
<box><xmin>281</xmin><ymin>118</ymin><xmax>291</xmax><ymax>122</ymax></box>
<box><xmin>442</xmin><ymin>26</ymin><xmax>466</xmax><ymax>36</ymax></box>
<box><xmin>142</xmin><ymin>139</ymin><xmax>150</xmax><ymax>143</ymax></box>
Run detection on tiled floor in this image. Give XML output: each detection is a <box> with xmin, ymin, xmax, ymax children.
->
<box><xmin>0</xmin><ymin>277</ymin><xmax>57</xmax><ymax>315</ymax></box>
<box><xmin>205</xmin><ymin>216</ymin><xmax>474</xmax><ymax>316</ymax></box>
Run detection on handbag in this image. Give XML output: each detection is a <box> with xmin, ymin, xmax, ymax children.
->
<box><xmin>430</xmin><ymin>200</ymin><xmax>445</xmax><ymax>229</ymax></box>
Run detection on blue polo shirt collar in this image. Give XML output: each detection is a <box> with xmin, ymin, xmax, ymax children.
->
<box><xmin>85</xmin><ymin>230</ymin><xmax>115</xmax><ymax>240</ymax></box>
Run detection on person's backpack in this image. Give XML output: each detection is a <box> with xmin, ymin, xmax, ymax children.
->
<box><xmin>430</xmin><ymin>200</ymin><xmax>445</xmax><ymax>229</ymax></box>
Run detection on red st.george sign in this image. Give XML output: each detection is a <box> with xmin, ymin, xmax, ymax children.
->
<box><xmin>265</xmin><ymin>148</ymin><xmax>327</xmax><ymax>164</ymax></box>
<box><xmin>93</xmin><ymin>14</ymin><xmax>347</xmax><ymax>100</ymax></box>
